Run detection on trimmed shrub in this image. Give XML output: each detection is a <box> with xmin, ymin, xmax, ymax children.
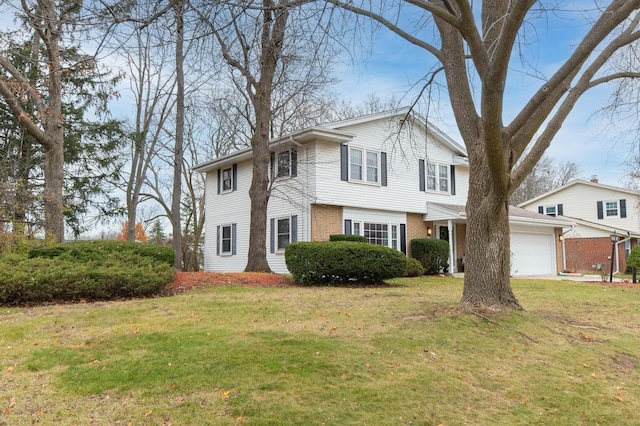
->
<box><xmin>285</xmin><ymin>241</ymin><xmax>407</xmax><ymax>285</ymax></box>
<box><xmin>405</xmin><ymin>257</ymin><xmax>425</xmax><ymax>277</ymax></box>
<box><xmin>329</xmin><ymin>234</ymin><xmax>368</xmax><ymax>243</ymax></box>
<box><xmin>1</xmin><ymin>242</ymin><xmax>176</xmax><ymax>305</ymax></box>
<box><xmin>29</xmin><ymin>240</ymin><xmax>175</xmax><ymax>266</ymax></box>
<box><xmin>411</xmin><ymin>238</ymin><xmax>449</xmax><ymax>275</ymax></box>
<box><xmin>626</xmin><ymin>245</ymin><xmax>640</xmax><ymax>273</ymax></box>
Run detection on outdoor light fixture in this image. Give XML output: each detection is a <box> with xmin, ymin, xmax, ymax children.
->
<box><xmin>609</xmin><ymin>231</ymin><xmax>618</xmax><ymax>283</ymax></box>
<box><xmin>427</xmin><ymin>227</ymin><xmax>432</xmax><ymax>237</ymax></box>
<box><xmin>559</xmin><ymin>235</ymin><xmax>564</xmax><ymax>242</ymax></box>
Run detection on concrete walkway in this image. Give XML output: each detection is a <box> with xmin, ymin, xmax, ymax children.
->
<box><xmin>451</xmin><ymin>273</ymin><xmax>631</xmax><ymax>283</ymax></box>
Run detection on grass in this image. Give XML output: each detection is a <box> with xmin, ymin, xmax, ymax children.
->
<box><xmin>1</xmin><ymin>276</ymin><xmax>639</xmax><ymax>425</ymax></box>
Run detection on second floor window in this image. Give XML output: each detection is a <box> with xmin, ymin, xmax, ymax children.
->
<box><xmin>605</xmin><ymin>201</ymin><xmax>618</xmax><ymax>217</ymax></box>
<box><xmin>350</xmin><ymin>148</ymin><xmax>378</xmax><ymax>183</ymax></box>
<box><xmin>271</xmin><ymin>147</ymin><xmax>297</xmax><ymax>179</ymax></box>
<box><xmin>424</xmin><ymin>161</ymin><xmax>450</xmax><ymax>193</ymax></box>
<box><xmin>222</xmin><ymin>167</ymin><xmax>233</xmax><ymax>192</ymax></box>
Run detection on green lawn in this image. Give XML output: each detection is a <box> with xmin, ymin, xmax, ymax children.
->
<box><xmin>1</xmin><ymin>277</ymin><xmax>639</xmax><ymax>425</ymax></box>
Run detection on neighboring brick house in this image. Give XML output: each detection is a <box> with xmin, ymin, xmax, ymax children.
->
<box><xmin>194</xmin><ymin>108</ymin><xmax>568</xmax><ymax>275</ymax></box>
<box><xmin>519</xmin><ymin>177</ymin><xmax>640</xmax><ymax>274</ymax></box>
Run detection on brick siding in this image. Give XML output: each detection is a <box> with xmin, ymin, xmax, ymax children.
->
<box><xmin>310</xmin><ymin>204</ymin><xmax>342</xmax><ymax>241</ymax></box>
<box><xmin>564</xmin><ymin>237</ymin><xmax>628</xmax><ymax>274</ymax></box>
<box><xmin>406</xmin><ymin>213</ymin><xmax>431</xmax><ymax>258</ymax></box>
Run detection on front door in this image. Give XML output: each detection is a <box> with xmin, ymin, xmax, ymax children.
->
<box><xmin>439</xmin><ymin>225</ymin><xmax>449</xmax><ymax>242</ymax></box>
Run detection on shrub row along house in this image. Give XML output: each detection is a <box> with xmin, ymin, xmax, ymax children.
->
<box><xmin>520</xmin><ymin>177</ymin><xmax>640</xmax><ymax>274</ymax></box>
<box><xmin>194</xmin><ymin>109</ymin><xmax>569</xmax><ymax>276</ymax></box>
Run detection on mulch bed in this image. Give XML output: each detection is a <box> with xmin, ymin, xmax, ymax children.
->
<box><xmin>168</xmin><ymin>272</ymin><xmax>296</xmax><ymax>294</ymax></box>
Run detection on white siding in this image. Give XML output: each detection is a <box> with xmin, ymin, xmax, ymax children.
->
<box><xmin>314</xmin><ymin>117</ymin><xmax>469</xmax><ymax>214</ymax></box>
<box><xmin>521</xmin><ymin>183</ymin><xmax>640</xmax><ymax>234</ymax></box>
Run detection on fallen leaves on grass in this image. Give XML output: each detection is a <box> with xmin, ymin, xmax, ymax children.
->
<box><xmin>168</xmin><ymin>272</ymin><xmax>294</xmax><ymax>293</ymax></box>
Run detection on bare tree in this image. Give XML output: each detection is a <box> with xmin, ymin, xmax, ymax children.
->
<box><xmin>327</xmin><ymin>0</ymin><xmax>640</xmax><ymax>309</ymax></box>
<box><xmin>510</xmin><ymin>155</ymin><xmax>581</xmax><ymax>205</ymax></box>
<box><xmin>197</xmin><ymin>0</ymin><xmax>336</xmax><ymax>272</ymax></box>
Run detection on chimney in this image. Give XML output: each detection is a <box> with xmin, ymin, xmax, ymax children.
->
<box><xmin>590</xmin><ymin>175</ymin><xmax>599</xmax><ymax>184</ymax></box>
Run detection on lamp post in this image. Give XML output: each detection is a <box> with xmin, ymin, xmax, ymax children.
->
<box><xmin>609</xmin><ymin>231</ymin><xmax>618</xmax><ymax>283</ymax></box>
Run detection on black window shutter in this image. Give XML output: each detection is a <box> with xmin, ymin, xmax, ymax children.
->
<box><xmin>291</xmin><ymin>148</ymin><xmax>297</xmax><ymax>177</ymax></box>
<box><xmin>344</xmin><ymin>219</ymin><xmax>352</xmax><ymax>235</ymax></box>
<box><xmin>419</xmin><ymin>159</ymin><xmax>425</xmax><ymax>191</ymax></box>
<box><xmin>270</xmin><ymin>152</ymin><xmax>275</xmax><ymax>179</ymax></box>
<box><xmin>291</xmin><ymin>215</ymin><xmax>298</xmax><ymax>242</ymax></box>
<box><xmin>621</xmin><ymin>199</ymin><xmax>627</xmax><ymax>218</ymax></box>
<box><xmin>597</xmin><ymin>201</ymin><xmax>604</xmax><ymax>219</ymax></box>
<box><xmin>400</xmin><ymin>224</ymin><xmax>407</xmax><ymax>255</ymax></box>
<box><xmin>270</xmin><ymin>218</ymin><xmax>275</xmax><ymax>253</ymax></box>
<box><xmin>381</xmin><ymin>152</ymin><xmax>387</xmax><ymax>186</ymax></box>
<box><xmin>232</xmin><ymin>164</ymin><xmax>238</xmax><ymax>191</ymax></box>
<box><xmin>538</xmin><ymin>206</ymin><xmax>544</xmax><ymax>214</ymax></box>
<box><xmin>556</xmin><ymin>204</ymin><xmax>563</xmax><ymax>216</ymax></box>
<box><xmin>216</xmin><ymin>225</ymin><xmax>221</xmax><ymax>256</ymax></box>
<box><xmin>450</xmin><ymin>165</ymin><xmax>456</xmax><ymax>195</ymax></box>
<box><xmin>217</xmin><ymin>169</ymin><xmax>221</xmax><ymax>194</ymax></box>
<box><xmin>340</xmin><ymin>144</ymin><xmax>348</xmax><ymax>181</ymax></box>
<box><xmin>231</xmin><ymin>223</ymin><xmax>237</xmax><ymax>255</ymax></box>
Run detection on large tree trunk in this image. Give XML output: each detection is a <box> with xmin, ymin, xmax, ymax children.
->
<box><xmin>172</xmin><ymin>0</ymin><xmax>185</xmax><ymax>271</ymax></box>
<box><xmin>461</xmin><ymin>146</ymin><xmax>523</xmax><ymax>310</ymax></box>
<box><xmin>43</xmin><ymin>139</ymin><xmax>64</xmax><ymax>242</ymax></box>
<box><xmin>245</xmin><ymin>106</ymin><xmax>272</xmax><ymax>272</ymax></box>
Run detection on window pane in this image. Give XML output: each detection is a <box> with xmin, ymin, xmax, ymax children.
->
<box><xmin>222</xmin><ymin>168</ymin><xmax>232</xmax><ymax>191</ymax></box>
<box><xmin>426</xmin><ymin>163</ymin><xmax>436</xmax><ymax>190</ymax></box>
<box><xmin>222</xmin><ymin>226</ymin><xmax>231</xmax><ymax>239</ymax></box>
<box><xmin>350</xmin><ymin>149</ymin><xmax>362</xmax><ymax>180</ymax></box>
<box><xmin>222</xmin><ymin>225</ymin><xmax>232</xmax><ymax>253</ymax></box>
<box><xmin>366</xmin><ymin>151</ymin><xmax>378</xmax><ymax>182</ymax></box>
<box><xmin>278</xmin><ymin>151</ymin><xmax>290</xmax><ymax>177</ymax></box>
<box><xmin>364</xmin><ymin>222</ymin><xmax>388</xmax><ymax>246</ymax></box>
<box><xmin>353</xmin><ymin>222</ymin><xmax>360</xmax><ymax>236</ymax></box>
<box><xmin>277</xmin><ymin>218</ymin><xmax>290</xmax><ymax>249</ymax></box>
<box><xmin>545</xmin><ymin>206</ymin><xmax>556</xmax><ymax>217</ymax></box>
<box><xmin>439</xmin><ymin>165</ymin><xmax>448</xmax><ymax>192</ymax></box>
<box><xmin>606</xmin><ymin>201</ymin><xmax>618</xmax><ymax>216</ymax></box>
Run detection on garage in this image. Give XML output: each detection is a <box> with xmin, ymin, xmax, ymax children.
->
<box><xmin>510</xmin><ymin>231</ymin><xmax>556</xmax><ymax>276</ymax></box>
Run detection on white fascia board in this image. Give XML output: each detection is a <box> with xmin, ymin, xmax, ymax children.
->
<box><xmin>193</xmin><ymin>127</ymin><xmax>353</xmax><ymax>173</ymax></box>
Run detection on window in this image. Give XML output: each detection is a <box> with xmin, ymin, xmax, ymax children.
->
<box><xmin>426</xmin><ymin>162</ymin><xmax>436</xmax><ymax>191</ymax></box>
<box><xmin>545</xmin><ymin>206</ymin><xmax>557</xmax><ymax>217</ymax></box>
<box><xmin>222</xmin><ymin>167</ymin><xmax>233</xmax><ymax>192</ymax></box>
<box><xmin>438</xmin><ymin>165</ymin><xmax>449</xmax><ymax>192</ymax></box>
<box><xmin>221</xmin><ymin>225</ymin><xmax>232</xmax><ymax>254</ymax></box>
<box><xmin>605</xmin><ymin>201</ymin><xmax>618</xmax><ymax>217</ymax></box>
<box><xmin>217</xmin><ymin>223</ymin><xmax>236</xmax><ymax>256</ymax></box>
<box><xmin>353</xmin><ymin>222</ymin><xmax>361</xmax><ymax>236</ymax></box>
<box><xmin>277</xmin><ymin>218</ymin><xmax>290</xmax><ymax>250</ymax></box>
<box><xmin>364</xmin><ymin>223</ymin><xmax>389</xmax><ymax>246</ymax></box>
<box><xmin>271</xmin><ymin>148</ymin><xmax>297</xmax><ymax>179</ymax></box>
<box><xmin>391</xmin><ymin>225</ymin><xmax>398</xmax><ymax>250</ymax></box>
<box><xmin>350</xmin><ymin>147</ymin><xmax>378</xmax><ymax>183</ymax></box>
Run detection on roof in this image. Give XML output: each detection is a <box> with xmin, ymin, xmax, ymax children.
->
<box><xmin>425</xmin><ymin>203</ymin><xmax>574</xmax><ymax>227</ymax></box>
<box><xmin>562</xmin><ymin>215</ymin><xmax>640</xmax><ymax>239</ymax></box>
<box><xmin>193</xmin><ymin>127</ymin><xmax>354</xmax><ymax>173</ymax></box>
<box><xmin>518</xmin><ymin>179</ymin><xmax>640</xmax><ymax>207</ymax></box>
<box><xmin>193</xmin><ymin>108</ymin><xmax>468</xmax><ymax>173</ymax></box>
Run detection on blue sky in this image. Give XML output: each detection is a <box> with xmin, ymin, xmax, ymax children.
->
<box><xmin>332</xmin><ymin>4</ymin><xmax>637</xmax><ymax>187</ymax></box>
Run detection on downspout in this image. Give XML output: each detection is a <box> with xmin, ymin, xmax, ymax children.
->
<box><xmin>561</xmin><ymin>225</ymin><xmax>575</xmax><ymax>272</ymax></box>
<box><xmin>448</xmin><ymin>219</ymin><xmax>455</xmax><ymax>274</ymax></box>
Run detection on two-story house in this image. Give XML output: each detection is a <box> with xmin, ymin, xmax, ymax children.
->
<box><xmin>519</xmin><ymin>177</ymin><xmax>640</xmax><ymax>274</ymax></box>
<box><xmin>194</xmin><ymin>109</ymin><xmax>569</xmax><ymax>276</ymax></box>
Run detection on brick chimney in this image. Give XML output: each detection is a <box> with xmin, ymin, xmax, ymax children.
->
<box><xmin>590</xmin><ymin>175</ymin><xmax>599</xmax><ymax>184</ymax></box>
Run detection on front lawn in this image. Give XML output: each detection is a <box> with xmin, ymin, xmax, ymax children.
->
<box><xmin>1</xmin><ymin>276</ymin><xmax>638</xmax><ymax>425</ymax></box>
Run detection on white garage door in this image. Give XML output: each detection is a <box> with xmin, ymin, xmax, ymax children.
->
<box><xmin>510</xmin><ymin>231</ymin><xmax>556</xmax><ymax>276</ymax></box>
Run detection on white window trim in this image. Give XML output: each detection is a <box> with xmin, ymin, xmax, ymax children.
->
<box><xmin>277</xmin><ymin>149</ymin><xmax>293</xmax><ymax>178</ymax></box>
<box><xmin>221</xmin><ymin>223</ymin><xmax>233</xmax><ymax>256</ymax></box>
<box><xmin>276</xmin><ymin>216</ymin><xmax>291</xmax><ymax>252</ymax></box>
<box><xmin>425</xmin><ymin>161</ymin><xmax>450</xmax><ymax>194</ymax></box>
<box><xmin>221</xmin><ymin>167</ymin><xmax>233</xmax><ymax>193</ymax></box>
<box><xmin>604</xmin><ymin>200</ymin><xmax>619</xmax><ymax>218</ymax></box>
<box><xmin>349</xmin><ymin>220</ymin><xmax>400</xmax><ymax>251</ymax></box>
<box><xmin>349</xmin><ymin>147</ymin><xmax>380</xmax><ymax>185</ymax></box>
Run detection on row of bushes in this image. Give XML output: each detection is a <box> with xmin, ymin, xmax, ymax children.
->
<box><xmin>0</xmin><ymin>241</ymin><xmax>175</xmax><ymax>305</ymax></box>
<box><xmin>284</xmin><ymin>235</ymin><xmax>449</xmax><ymax>285</ymax></box>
